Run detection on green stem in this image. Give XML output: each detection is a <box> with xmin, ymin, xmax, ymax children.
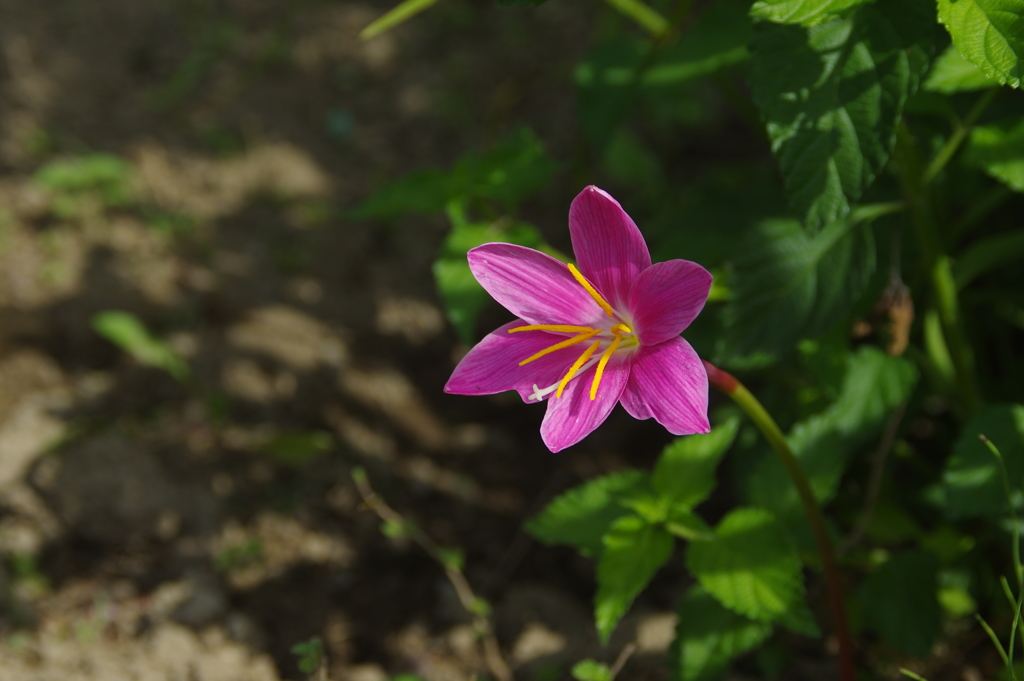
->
<box><xmin>921</xmin><ymin>87</ymin><xmax>998</xmax><ymax>186</ymax></box>
<box><xmin>704</xmin><ymin>361</ymin><xmax>855</xmax><ymax>681</ymax></box>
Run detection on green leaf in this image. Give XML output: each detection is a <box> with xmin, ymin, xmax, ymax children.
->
<box><xmin>595</xmin><ymin>514</ymin><xmax>674</xmax><ymax>643</ymax></box>
<box><xmin>652</xmin><ymin>417</ymin><xmax>740</xmax><ymax>509</ymax></box>
<box><xmin>92</xmin><ymin>311</ymin><xmax>189</xmax><ymax>381</ymax></box>
<box><xmin>433</xmin><ymin>201</ymin><xmax>551</xmax><ymax>344</ymax></box>
<box><xmin>966</xmin><ymin>120</ymin><xmax>1024</xmax><ymax>193</ymax></box>
<box><xmin>686</xmin><ymin>507</ymin><xmax>815</xmax><ymax>632</ymax></box>
<box><xmin>352</xmin><ymin>128</ymin><xmax>555</xmax><ymax>218</ymax></box>
<box><xmin>643</xmin><ymin>2</ymin><xmax>752</xmax><ymax>86</ymax></box>
<box><xmin>943</xmin><ymin>404</ymin><xmax>1024</xmax><ymax>518</ymax></box>
<box><xmin>571</xmin><ymin>659</ymin><xmax>613</xmax><ymax>681</ymax></box>
<box><xmin>665</xmin><ymin>508</ymin><xmax>714</xmax><ymax>541</ymax></box>
<box><xmin>750</xmin><ymin>0</ymin><xmax>932</xmax><ymax>231</ymax></box>
<box><xmin>750</xmin><ymin>0</ymin><xmax>873</xmax><ymax>27</ymax></box>
<box><xmin>526</xmin><ymin>469</ymin><xmax>649</xmax><ymax>557</ymax></box>
<box><xmin>857</xmin><ymin>550</ymin><xmax>942</xmax><ymax>656</ymax></box>
<box><xmin>33</xmin><ymin>154</ymin><xmax>133</xmax><ymax>206</ymax></box>
<box><xmin>937</xmin><ymin>0</ymin><xmax>1024</xmax><ymax>88</ymax></box>
<box><xmin>749</xmin><ymin>346</ymin><xmax>918</xmax><ymax>514</ymax></box>
<box><xmin>924</xmin><ymin>44</ymin><xmax>1000</xmax><ymax>93</ymax></box>
<box><xmin>671</xmin><ymin>585</ymin><xmax>773</xmax><ymax>681</ymax></box>
<box><xmin>721</xmin><ymin>214</ymin><xmax>876</xmax><ymax>357</ymax></box>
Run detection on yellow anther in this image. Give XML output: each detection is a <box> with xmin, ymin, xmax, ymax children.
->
<box><xmin>590</xmin><ymin>334</ymin><xmax>624</xmax><ymax>400</ymax></box>
<box><xmin>518</xmin><ymin>328</ymin><xmax>600</xmax><ymax>366</ymax></box>
<box><xmin>509</xmin><ymin>324</ymin><xmax>597</xmax><ymax>334</ymax></box>
<box><xmin>611</xmin><ymin>323</ymin><xmax>632</xmax><ymax>335</ymax></box>
<box><xmin>556</xmin><ymin>339</ymin><xmax>602</xmax><ymax>398</ymax></box>
<box><xmin>568</xmin><ymin>264</ymin><xmax>615</xmax><ymax>317</ymax></box>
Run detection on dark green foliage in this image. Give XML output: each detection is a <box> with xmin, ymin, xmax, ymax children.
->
<box><xmin>750</xmin><ymin>0</ymin><xmax>932</xmax><ymax>231</ymax></box>
<box><xmin>943</xmin><ymin>405</ymin><xmax>1024</xmax><ymax>518</ymax></box>
<box><xmin>671</xmin><ymin>586</ymin><xmax>773</xmax><ymax>681</ymax></box>
<box><xmin>857</xmin><ymin>550</ymin><xmax>942</xmax><ymax>656</ymax></box>
<box><xmin>721</xmin><ymin>216</ymin><xmax>876</xmax><ymax>358</ymax></box>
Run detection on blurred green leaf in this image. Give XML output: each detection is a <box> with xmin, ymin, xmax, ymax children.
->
<box><xmin>943</xmin><ymin>405</ymin><xmax>1024</xmax><ymax>518</ymax></box>
<box><xmin>750</xmin><ymin>0</ymin><xmax>932</xmax><ymax>231</ymax></box>
<box><xmin>966</xmin><ymin>120</ymin><xmax>1024</xmax><ymax>193</ymax></box>
<box><xmin>924</xmin><ymin>44</ymin><xmax>1000</xmax><ymax>93</ymax></box>
<box><xmin>671</xmin><ymin>585</ymin><xmax>772</xmax><ymax>681</ymax></box>
<box><xmin>936</xmin><ymin>0</ymin><xmax>1024</xmax><ymax>88</ymax></box>
<box><xmin>652</xmin><ymin>417</ymin><xmax>739</xmax><ymax>509</ymax></box>
<box><xmin>721</xmin><ymin>212</ymin><xmax>880</xmax><ymax>357</ymax></box>
<box><xmin>34</xmin><ymin>154</ymin><xmax>133</xmax><ymax>208</ymax></box>
<box><xmin>527</xmin><ymin>469</ymin><xmax>649</xmax><ymax>558</ymax></box>
<box><xmin>433</xmin><ymin>200</ymin><xmax>553</xmax><ymax>343</ymax></box>
<box><xmin>858</xmin><ymin>550</ymin><xmax>942</xmax><ymax>656</ymax></box>
<box><xmin>92</xmin><ymin>311</ymin><xmax>189</xmax><ymax>381</ymax></box>
<box><xmin>290</xmin><ymin>636</ymin><xmax>324</xmax><ymax>674</ymax></box>
<box><xmin>686</xmin><ymin>507</ymin><xmax>817</xmax><ymax>634</ymax></box>
<box><xmin>353</xmin><ymin>128</ymin><xmax>556</xmax><ymax>218</ymax></box>
<box><xmin>750</xmin><ymin>346</ymin><xmax>918</xmax><ymax>515</ymax></box>
<box><xmin>259</xmin><ymin>430</ymin><xmax>334</xmax><ymax>467</ymax></box>
<box><xmin>595</xmin><ymin>514</ymin><xmax>674</xmax><ymax>643</ymax></box>
<box><xmin>644</xmin><ymin>2</ymin><xmax>751</xmax><ymax>86</ymax></box>
<box><xmin>750</xmin><ymin>0</ymin><xmax>872</xmax><ymax>26</ymax></box>
<box><xmin>571</xmin><ymin>659</ymin><xmax>613</xmax><ymax>681</ymax></box>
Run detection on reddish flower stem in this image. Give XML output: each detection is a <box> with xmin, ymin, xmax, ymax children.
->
<box><xmin>703</xmin><ymin>360</ymin><xmax>856</xmax><ymax>681</ymax></box>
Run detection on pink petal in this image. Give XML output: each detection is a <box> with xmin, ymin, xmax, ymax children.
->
<box><xmin>445</xmin><ymin>321</ymin><xmax>582</xmax><ymax>403</ymax></box>
<box><xmin>540</xmin><ymin>357</ymin><xmax>630</xmax><ymax>452</ymax></box>
<box><xmin>468</xmin><ymin>244</ymin><xmax>604</xmax><ymax>326</ymax></box>
<box><xmin>628</xmin><ymin>259</ymin><xmax>712</xmax><ymax>346</ymax></box>
<box><xmin>569</xmin><ymin>186</ymin><xmax>652</xmax><ymax>310</ymax></box>
<box><xmin>621</xmin><ymin>338</ymin><xmax>709</xmax><ymax>435</ymax></box>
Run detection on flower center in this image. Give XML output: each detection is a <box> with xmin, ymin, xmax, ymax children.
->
<box><xmin>508</xmin><ymin>263</ymin><xmax>637</xmax><ymax>401</ymax></box>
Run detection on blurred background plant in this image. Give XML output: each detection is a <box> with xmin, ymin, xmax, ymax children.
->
<box><xmin>1</xmin><ymin>0</ymin><xmax>1024</xmax><ymax>680</ymax></box>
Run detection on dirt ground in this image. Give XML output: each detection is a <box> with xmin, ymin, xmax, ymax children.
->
<box><xmin>0</xmin><ymin>1</ymin><xmax>715</xmax><ymax>680</ymax></box>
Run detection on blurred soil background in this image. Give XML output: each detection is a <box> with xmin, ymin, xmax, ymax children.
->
<box><xmin>0</xmin><ymin>1</ymin><xmax>709</xmax><ymax>679</ymax></box>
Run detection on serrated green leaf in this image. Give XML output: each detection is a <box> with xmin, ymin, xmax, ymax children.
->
<box><xmin>858</xmin><ymin>550</ymin><xmax>942</xmax><ymax>656</ymax></box>
<box><xmin>750</xmin><ymin>0</ymin><xmax>932</xmax><ymax>231</ymax></box>
<box><xmin>924</xmin><ymin>44</ymin><xmax>1000</xmax><ymax>93</ymax></box>
<box><xmin>721</xmin><ymin>215</ymin><xmax>876</xmax><ymax>357</ymax></box>
<box><xmin>92</xmin><ymin>311</ymin><xmax>189</xmax><ymax>381</ymax></box>
<box><xmin>686</xmin><ymin>508</ymin><xmax>813</xmax><ymax>631</ymax></box>
<box><xmin>966</xmin><ymin>120</ymin><xmax>1024</xmax><ymax>193</ymax></box>
<box><xmin>943</xmin><ymin>404</ymin><xmax>1024</xmax><ymax>518</ymax></box>
<box><xmin>749</xmin><ymin>346</ymin><xmax>918</xmax><ymax>514</ymax></box>
<box><xmin>595</xmin><ymin>514</ymin><xmax>674</xmax><ymax>643</ymax></box>
<box><xmin>527</xmin><ymin>470</ymin><xmax>649</xmax><ymax>557</ymax></box>
<box><xmin>750</xmin><ymin>0</ymin><xmax>872</xmax><ymax>27</ymax></box>
<box><xmin>653</xmin><ymin>418</ymin><xmax>739</xmax><ymax>509</ymax></box>
<box><xmin>671</xmin><ymin>585</ymin><xmax>773</xmax><ymax>681</ymax></box>
<box><xmin>937</xmin><ymin>0</ymin><xmax>1024</xmax><ymax>88</ymax></box>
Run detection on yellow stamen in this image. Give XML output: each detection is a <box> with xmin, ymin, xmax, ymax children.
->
<box><xmin>611</xmin><ymin>323</ymin><xmax>632</xmax><ymax>335</ymax></box>
<box><xmin>509</xmin><ymin>324</ymin><xmax>596</xmax><ymax>334</ymax></box>
<box><xmin>590</xmin><ymin>333</ymin><xmax>624</xmax><ymax>400</ymax></box>
<box><xmin>518</xmin><ymin>328</ymin><xmax>600</xmax><ymax>366</ymax></box>
<box><xmin>568</xmin><ymin>263</ymin><xmax>615</xmax><ymax>317</ymax></box>
<box><xmin>556</xmin><ymin>339</ymin><xmax>602</xmax><ymax>398</ymax></box>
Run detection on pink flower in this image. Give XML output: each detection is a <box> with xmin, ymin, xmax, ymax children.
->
<box><xmin>444</xmin><ymin>186</ymin><xmax>712</xmax><ymax>452</ymax></box>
